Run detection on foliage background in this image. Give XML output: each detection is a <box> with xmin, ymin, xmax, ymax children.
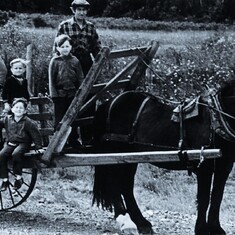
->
<box><xmin>0</xmin><ymin>16</ymin><xmax>234</xmax><ymax>100</ymax></box>
<box><xmin>0</xmin><ymin>0</ymin><xmax>235</xmax><ymax>22</ymax></box>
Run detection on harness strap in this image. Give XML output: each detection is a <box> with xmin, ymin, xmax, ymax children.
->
<box><xmin>105</xmin><ymin>93</ymin><xmax>151</xmax><ymax>143</ymax></box>
<box><xmin>106</xmin><ymin>93</ymin><xmax>125</xmax><ymax>133</ymax></box>
<box><xmin>177</xmin><ymin>101</ymin><xmax>195</xmax><ymax>175</ymax></box>
<box><xmin>209</xmin><ymin>94</ymin><xmax>235</xmax><ymax>142</ymax></box>
<box><xmin>178</xmin><ymin>150</ymin><xmax>193</xmax><ymax>176</ymax></box>
<box><xmin>130</xmin><ymin>96</ymin><xmax>151</xmax><ymax>142</ymax></box>
<box><xmin>178</xmin><ymin>102</ymin><xmax>185</xmax><ymax>150</ymax></box>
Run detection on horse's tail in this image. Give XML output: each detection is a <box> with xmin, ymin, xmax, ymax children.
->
<box><xmin>92</xmin><ymin>165</ymin><xmax>112</xmax><ymax>211</ymax></box>
<box><xmin>92</xmin><ymin>163</ymin><xmax>138</xmax><ymax>213</ymax></box>
<box><xmin>92</xmin><ymin>99</ymin><xmax>118</xmax><ymax>211</ymax></box>
<box><xmin>92</xmin><ymin>91</ymin><xmax>148</xmax><ymax>211</ymax></box>
<box><xmin>92</xmin><ymin>165</ymin><xmax>121</xmax><ymax>212</ymax></box>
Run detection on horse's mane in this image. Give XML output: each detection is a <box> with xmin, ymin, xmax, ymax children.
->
<box><xmin>219</xmin><ymin>79</ymin><xmax>235</xmax><ymax>97</ymax></box>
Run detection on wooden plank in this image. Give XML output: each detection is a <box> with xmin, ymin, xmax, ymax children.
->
<box><xmin>50</xmin><ymin>149</ymin><xmax>222</xmax><ymax>168</ymax></box>
<box><xmin>109</xmin><ymin>46</ymin><xmax>148</xmax><ymax>59</ymax></box>
<box><xmin>38</xmin><ymin>128</ymin><xmax>54</xmax><ymax>136</ymax></box>
<box><xmin>91</xmin><ymin>79</ymin><xmax>130</xmax><ymax>94</ymax></box>
<box><xmin>29</xmin><ymin>96</ymin><xmax>52</xmax><ymax>105</ymax></box>
<box><xmin>75</xmin><ymin>116</ymin><xmax>94</xmax><ymax>126</ymax></box>
<box><xmin>0</xmin><ymin>96</ymin><xmax>52</xmax><ymax>106</ymax></box>
<box><xmin>125</xmin><ymin>41</ymin><xmax>159</xmax><ymax>91</ymax></box>
<box><xmin>40</xmin><ymin>47</ymin><xmax>110</xmax><ymax>164</ymax></box>
<box><xmin>26</xmin><ymin>44</ymin><xmax>34</xmax><ymax>96</ymax></box>
<box><xmin>27</xmin><ymin>112</ymin><xmax>53</xmax><ymax>120</ymax></box>
<box><xmin>54</xmin><ymin>126</ymin><xmax>71</xmax><ymax>153</ymax></box>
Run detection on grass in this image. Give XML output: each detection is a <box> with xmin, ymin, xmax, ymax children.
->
<box><xmin>32</xmin><ymin>163</ymin><xmax>234</xmax><ymax>234</ymax></box>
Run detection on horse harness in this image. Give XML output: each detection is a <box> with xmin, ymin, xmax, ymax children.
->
<box><xmin>102</xmin><ymin>91</ymin><xmax>235</xmax><ymax>173</ymax></box>
<box><xmin>104</xmin><ymin>92</ymin><xmax>152</xmax><ymax>144</ymax></box>
<box><xmin>208</xmin><ymin>91</ymin><xmax>235</xmax><ymax>143</ymax></box>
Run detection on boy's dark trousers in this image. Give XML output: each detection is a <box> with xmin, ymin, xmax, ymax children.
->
<box><xmin>53</xmin><ymin>96</ymin><xmax>95</xmax><ymax>146</ymax></box>
<box><xmin>0</xmin><ymin>142</ymin><xmax>31</xmax><ymax>178</ymax></box>
<box><xmin>53</xmin><ymin>97</ymin><xmax>80</xmax><ymax>147</ymax></box>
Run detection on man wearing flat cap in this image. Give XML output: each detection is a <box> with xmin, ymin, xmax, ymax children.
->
<box><xmin>55</xmin><ymin>0</ymin><xmax>101</xmax><ymax>76</ymax></box>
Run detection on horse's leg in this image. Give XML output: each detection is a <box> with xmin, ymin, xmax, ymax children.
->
<box><xmin>195</xmin><ymin>160</ymin><xmax>214</xmax><ymax>235</ymax></box>
<box><xmin>207</xmin><ymin>158</ymin><xmax>233</xmax><ymax>235</ymax></box>
<box><xmin>121</xmin><ymin>165</ymin><xmax>154</xmax><ymax>234</ymax></box>
<box><xmin>113</xmin><ymin>195</ymin><xmax>140</xmax><ymax>235</ymax></box>
<box><xmin>113</xmin><ymin>194</ymin><xmax>127</xmax><ymax>218</ymax></box>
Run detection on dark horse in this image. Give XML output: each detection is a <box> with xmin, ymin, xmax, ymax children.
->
<box><xmin>92</xmin><ymin>80</ymin><xmax>235</xmax><ymax>235</ymax></box>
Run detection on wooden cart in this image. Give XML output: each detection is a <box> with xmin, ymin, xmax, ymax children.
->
<box><xmin>0</xmin><ymin>41</ymin><xmax>221</xmax><ymax>211</ymax></box>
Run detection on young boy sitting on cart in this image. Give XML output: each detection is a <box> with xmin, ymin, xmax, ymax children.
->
<box><xmin>0</xmin><ymin>98</ymin><xmax>43</xmax><ymax>191</ymax></box>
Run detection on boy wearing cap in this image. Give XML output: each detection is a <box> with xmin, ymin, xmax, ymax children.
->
<box><xmin>0</xmin><ymin>98</ymin><xmax>43</xmax><ymax>191</ymax></box>
<box><xmin>55</xmin><ymin>0</ymin><xmax>101</xmax><ymax>76</ymax></box>
<box><xmin>2</xmin><ymin>58</ymin><xmax>30</xmax><ymax>114</ymax></box>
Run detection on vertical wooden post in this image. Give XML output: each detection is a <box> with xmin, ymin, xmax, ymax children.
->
<box><xmin>26</xmin><ymin>44</ymin><xmax>34</xmax><ymax>97</ymax></box>
<box><xmin>125</xmin><ymin>41</ymin><xmax>159</xmax><ymax>91</ymax></box>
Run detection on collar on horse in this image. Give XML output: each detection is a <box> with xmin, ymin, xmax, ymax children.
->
<box><xmin>208</xmin><ymin>90</ymin><xmax>235</xmax><ymax>143</ymax></box>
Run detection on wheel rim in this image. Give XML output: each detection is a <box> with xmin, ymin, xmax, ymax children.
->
<box><xmin>0</xmin><ymin>168</ymin><xmax>37</xmax><ymax>211</ymax></box>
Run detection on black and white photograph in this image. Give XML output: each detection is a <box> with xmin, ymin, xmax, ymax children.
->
<box><xmin>0</xmin><ymin>0</ymin><xmax>234</xmax><ymax>234</ymax></box>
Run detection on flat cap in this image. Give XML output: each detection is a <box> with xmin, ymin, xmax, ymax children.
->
<box><xmin>71</xmin><ymin>0</ymin><xmax>90</xmax><ymax>7</ymax></box>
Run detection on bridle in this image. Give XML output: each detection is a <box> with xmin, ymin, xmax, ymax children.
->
<box><xmin>199</xmin><ymin>88</ymin><xmax>235</xmax><ymax>142</ymax></box>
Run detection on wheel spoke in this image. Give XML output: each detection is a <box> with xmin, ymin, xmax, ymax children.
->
<box><xmin>0</xmin><ymin>168</ymin><xmax>37</xmax><ymax>211</ymax></box>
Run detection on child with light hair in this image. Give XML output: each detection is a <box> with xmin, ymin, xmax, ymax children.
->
<box><xmin>2</xmin><ymin>58</ymin><xmax>30</xmax><ymax>114</ymax></box>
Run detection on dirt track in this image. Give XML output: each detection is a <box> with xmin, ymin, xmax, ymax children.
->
<box><xmin>0</xmin><ymin>166</ymin><xmax>234</xmax><ymax>235</ymax></box>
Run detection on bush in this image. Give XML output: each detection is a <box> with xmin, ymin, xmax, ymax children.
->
<box><xmin>0</xmin><ymin>10</ymin><xmax>9</xmax><ymax>26</ymax></box>
<box><xmin>32</xmin><ymin>16</ymin><xmax>50</xmax><ymax>28</ymax></box>
<box><xmin>143</xmin><ymin>33</ymin><xmax>235</xmax><ymax>100</ymax></box>
<box><xmin>0</xmin><ymin>21</ymin><xmax>234</xmax><ymax>100</ymax></box>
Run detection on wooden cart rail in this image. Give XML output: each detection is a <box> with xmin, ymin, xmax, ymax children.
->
<box><xmin>43</xmin><ymin>149</ymin><xmax>222</xmax><ymax>168</ymax></box>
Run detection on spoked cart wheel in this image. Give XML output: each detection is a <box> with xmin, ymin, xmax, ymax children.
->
<box><xmin>0</xmin><ymin>167</ymin><xmax>38</xmax><ymax>211</ymax></box>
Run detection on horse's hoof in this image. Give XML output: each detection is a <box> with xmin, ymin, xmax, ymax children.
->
<box><xmin>138</xmin><ymin>227</ymin><xmax>155</xmax><ymax>235</ymax></box>
<box><xmin>195</xmin><ymin>232</ymin><xmax>209</xmax><ymax>235</ymax></box>
<box><xmin>208</xmin><ymin>223</ymin><xmax>226</xmax><ymax>235</ymax></box>
<box><xmin>208</xmin><ymin>227</ymin><xmax>226</xmax><ymax>235</ymax></box>
<box><xmin>195</xmin><ymin>222</ymin><xmax>209</xmax><ymax>235</ymax></box>
<box><xmin>116</xmin><ymin>213</ymin><xmax>139</xmax><ymax>235</ymax></box>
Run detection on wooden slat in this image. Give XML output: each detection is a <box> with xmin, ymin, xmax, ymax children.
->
<box><xmin>125</xmin><ymin>41</ymin><xmax>159</xmax><ymax>91</ymax></box>
<box><xmin>38</xmin><ymin>128</ymin><xmax>54</xmax><ymax>136</ymax></box>
<box><xmin>109</xmin><ymin>46</ymin><xmax>148</xmax><ymax>59</ymax></box>
<box><xmin>75</xmin><ymin>116</ymin><xmax>94</xmax><ymax>126</ymax></box>
<box><xmin>0</xmin><ymin>97</ymin><xmax>52</xmax><ymax>106</ymax></box>
<box><xmin>26</xmin><ymin>44</ymin><xmax>34</xmax><ymax>96</ymax></box>
<box><xmin>28</xmin><ymin>112</ymin><xmax>53</xmax><ymax>121</ymax></box>
<box><xmin>91</xmin><ymin>79</ymin><xmax>130</xmax><ymax>94</ymax></box>
<box><xmin>29</xmin><ymin>96</ymin><xmax>52</xmax><ymax>105</ymax></box>
<box><xmin>49</xmin><ymin>149</ymin><xmax>222</xmax><ymax>168</ymax></box>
